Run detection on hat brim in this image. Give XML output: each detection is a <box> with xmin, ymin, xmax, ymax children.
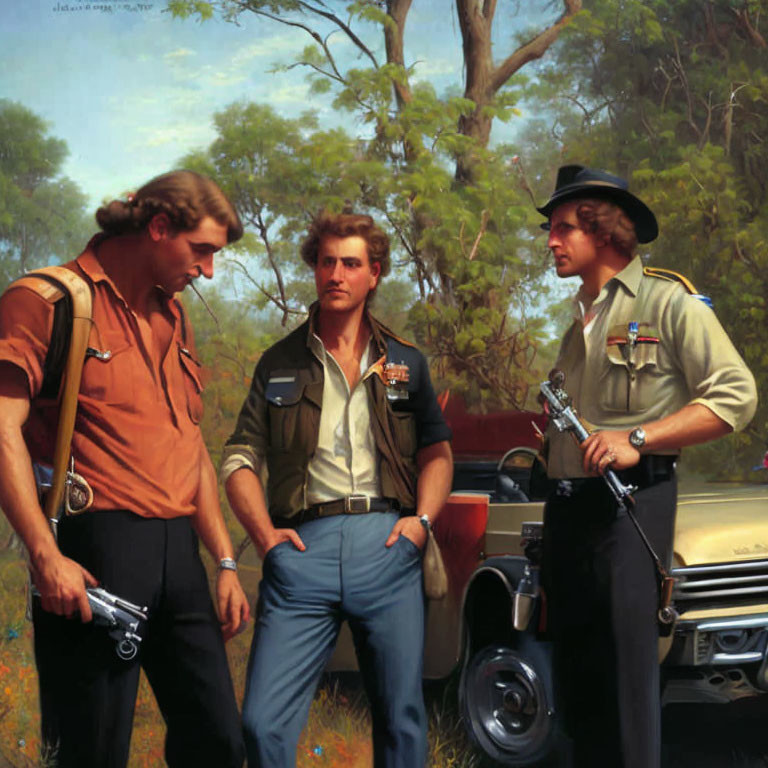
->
<box><xmin>537</xmin><ymin>184</ymin><xmax>658</xmax><ymax>243</ymax></box>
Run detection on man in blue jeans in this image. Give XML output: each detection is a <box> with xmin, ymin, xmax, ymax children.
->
<box><xmin>221</xmin><ymin>211</ymin><xmax>453</xmax><ymax>767</ymax></box>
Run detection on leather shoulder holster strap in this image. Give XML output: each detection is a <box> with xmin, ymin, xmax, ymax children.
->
<box><xmin>7</xmin><ymin>267</ymin><xmax>93</xmax><ymax>521</ymax></box>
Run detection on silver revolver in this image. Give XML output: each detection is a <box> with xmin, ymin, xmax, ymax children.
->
<box><xmin>33</xmin><ymin>585</ymin><xmax>147</xmax><ymax>661</ymax></box>
<box><xmin>539</xmin><ymin>370</ymin><xmax>637</xmax><ymax>510</ymax></box>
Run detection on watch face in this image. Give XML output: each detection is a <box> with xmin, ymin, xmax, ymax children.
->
<box><xmin>630</xmin><ymin>428</ymin><xmax>646</xmax><ymax>448</ymax></box>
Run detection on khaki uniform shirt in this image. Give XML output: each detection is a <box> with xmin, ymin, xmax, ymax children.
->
<box><xmin>547</xmin><ymin>256</ymin><xmax>758</xmax><ymax>478</ymax></box>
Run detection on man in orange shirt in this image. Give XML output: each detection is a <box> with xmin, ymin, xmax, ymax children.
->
<box><xmin>0</xmin><ymin>171</ymin><xmax>249</xmax><ymax>768</ymax></box>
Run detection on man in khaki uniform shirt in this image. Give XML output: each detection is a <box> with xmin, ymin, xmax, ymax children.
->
<box><xmin>537</xmin><ymin>165</ymin><xmax>757</xmax><ymax>768</ymax></box>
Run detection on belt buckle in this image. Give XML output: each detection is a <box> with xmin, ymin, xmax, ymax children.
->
<box><xmin>345</xmin><ymin>495</ymin><xmax>370</xmax><ymax>514</ymax></box>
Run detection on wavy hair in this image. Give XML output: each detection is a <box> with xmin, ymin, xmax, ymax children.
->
<box><xmin>574</xmin><ymin>198</ymin><xmax>638</xmax><ymax>258</ymax></box>
<box><xmin>95</xmin><ymin>170</ymin><xmax>243</xmax><ymax>243</ymax></box>
<box><xmin>300</xmin><ymin>212</ymin><xmax>391</xmax><ymax>279</ymax></box>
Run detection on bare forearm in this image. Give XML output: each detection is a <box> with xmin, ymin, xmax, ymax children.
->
<box><xmin>0</xmin><ymin>373</ymin><xmax>96</xmax><ymax>618</ymax></box>
<box><xmin>642</xmin><ymin>403</ymin><xmax>732</xmax><ymax>453</ymax></box>
<box><xmin>416</xmin><ymin>440</ymin><xmax>453</xmax><ymax>523</ymax></box>
<box><xmin>583</xmin><ymin>402</ymin><xmax>734</xmax><ymax>473</ymax></box>
<box><xmin>0</xmin><ymin>418</ymin><xmax>59</xmax><ymax>567</ymax></box>
<box><xmin>225</xmin><ymin>467</ymin><xmax>276</xmax><ymax>555</ymax></box>
<box><xmin>191</xmin><ymin>449</ymin><xmax>236</xmax><ymax>562</ymax></box>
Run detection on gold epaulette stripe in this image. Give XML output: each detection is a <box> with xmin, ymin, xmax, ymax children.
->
<box><xmin>643</xmin><ymin>266</ymin><xmax>698</xmax><ymax>295</ymax></box>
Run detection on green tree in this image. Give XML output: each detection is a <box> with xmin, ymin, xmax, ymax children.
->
<box><xmin>518</xmin><ymin>0</ymin><xmax>768</xmax><ymax>471</ymax></box>
<box><xmin>0</xmin><ymin>100</ymin><xmax>90</xmax><ymax>289</ymax></box>
<box><xmin>168</xmin><ymin>1</ymin><xmax>583</xmax><ymax>409</ymax></box>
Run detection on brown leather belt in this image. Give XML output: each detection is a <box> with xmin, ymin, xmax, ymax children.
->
<box><xmin>273</xmin><ymin>496</ymin><xmax>402</xmax><ymax>529</ymax></box>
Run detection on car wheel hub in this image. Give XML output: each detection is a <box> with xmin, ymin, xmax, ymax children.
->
<box><xmin>463</xmin><ymin>645</ymin><xmax>553</xmax><ymax>758</ymax></box>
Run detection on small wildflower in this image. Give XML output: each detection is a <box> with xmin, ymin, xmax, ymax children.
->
<box><xmin>4</xmin><ymin>686</ymin><xmax>11</xmax><ymax>696</ymax></box>
<box><xmin>7</xmin><ymin>628</ymin><xmax>19</xmax><ymax>640</ymax></box>
<box><xmin>312</xmin><ymin>745</ymin><xmax>323</xmax><ymax>756</ymax></box>
<box><xmin>17</xmin><ymin>739</ymin><xmax>25</xmax><ymax>749</ymax></box>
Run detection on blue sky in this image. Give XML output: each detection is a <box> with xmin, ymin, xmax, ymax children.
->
<box><xmin>1</xmin><ymin>1</ymin><xmax>555</xmax><ymax>207</ymax></box>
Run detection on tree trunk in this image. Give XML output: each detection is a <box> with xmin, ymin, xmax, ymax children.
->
<box><xmin>455</xmin><ymin>0</ymin><xmax>583</xmax><ymax>182</ymax></box>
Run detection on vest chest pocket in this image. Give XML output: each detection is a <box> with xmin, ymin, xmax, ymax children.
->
<box><xmin>178</xmin><ymin>345</ymin><xmax>204</xmax><ymax>424</ymax></box>
<box><xmin>390</xmin><ymin>409</ymin><xmax>417</xmax><ymax>459</ymax></box>
<box><xmin>601</xmin><ymin>324</ymin><xmax>660</xmax><ymax>412</ymax></box>
<box><xmin>266</xmin><ymin>373</ymin><xmax>318</xmax><ymax>451</ymax></box>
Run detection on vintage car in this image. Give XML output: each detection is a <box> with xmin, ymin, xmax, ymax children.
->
<box><xmin>326</xmin><ymin>401</ymin><xmax>768</xmax><ymax>767</ymax></box>
<box><xmin>446</xmin><ymin>461</ymin><xmax>768</xmax><ymax>766</ymax></box>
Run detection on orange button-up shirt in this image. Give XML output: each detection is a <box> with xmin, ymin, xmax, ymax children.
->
<box><xmin>0</xmin><ymin>237</ymin><xmax>206</xmax><ymax>518</ymax></box>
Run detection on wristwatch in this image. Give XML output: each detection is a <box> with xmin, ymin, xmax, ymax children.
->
<box><xmin>628</xmin><ymin>427</ymin><xmax>646</xmax><ymax>449</ymax></box>
<box><xmin>418</xmin><ymin>514</ymin><xmax>432</xmax><ymax>532</ymax></box>
<box><xmin>218</xmin><ymin>557</ymin><xmax>238</xmax><ymax>573</ymax></box>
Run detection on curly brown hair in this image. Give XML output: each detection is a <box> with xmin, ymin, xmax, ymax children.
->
<box><xmin>574</xmin><ymin>198</ymin><xmax>638</xmax><ymax>258</ymax></box>
<box><xmin>300</xmin><ymin>212</ymin><xmax>391</xmax><ymax>279</ymax></box>
<box><xmin>95</xmin><ymin>170</ymin><xmax>243</xmax><ymax>243</ymax></box>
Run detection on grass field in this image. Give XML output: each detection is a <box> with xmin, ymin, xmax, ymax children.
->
<box><xmin>0</xmin><ymin>529</ymin><xmax>480</xmax><ymax>768</ymax></box>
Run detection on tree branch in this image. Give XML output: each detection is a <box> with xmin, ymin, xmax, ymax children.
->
<box><xmin>490</xmin><ymin>0</ymin><xmax>582</xmax><ymax>94</ymax></box>
<box><xmin>228</xmin><ymin>258</ymin><xmax>304</xmax><ymax>324</ymax></box>
<box><xmin>296</xmin><ymin>0</ymin><xmax>380</xmax><ymax>68</ymax></box>
<box><xmin>385</xmin><ymin>0</ymin><xmax>414</xmax><ymax>110</ymax></box>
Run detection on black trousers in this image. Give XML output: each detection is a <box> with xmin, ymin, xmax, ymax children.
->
<box><xmin>33</xmin><ymin>511</ymin><xmax>244</xmax><ymax>768</ymax></box>
<box><xmin>542</xmin><ymin>464</ymin><xmax>676</xmax><ymax>768</ymax></box>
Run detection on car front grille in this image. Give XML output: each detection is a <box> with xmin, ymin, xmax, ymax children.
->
<box><xmin>672</xmin><ymin>559</ymin><xmax>768</xmax><ymax>613</ymax></box>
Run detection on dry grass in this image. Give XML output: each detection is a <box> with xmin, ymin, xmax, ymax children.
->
<box><xmin>0</xmin><ymin>541</ymin><xmax>479</xmax><ymax>768</ymax></box>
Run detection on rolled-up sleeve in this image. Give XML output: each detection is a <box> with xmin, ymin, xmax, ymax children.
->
<box><xmin>220</xmin><ymin>361</ymin><xmax>269</xmax><ymax>483</ymax></box>
<box><xmin>0</xmin><ymin>287</ymin><xmax>54</xmax><ymax>398</ymax></box>
<box><xmin>670</xmin><ymin>292</ymin><xmax>758</xmax><ymax>432</ymax></box>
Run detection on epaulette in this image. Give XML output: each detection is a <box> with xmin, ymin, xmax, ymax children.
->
<box><xmin>643</xmin><ymin>266</ymin><xmax>713</xmax><ymax>308</ymax></box>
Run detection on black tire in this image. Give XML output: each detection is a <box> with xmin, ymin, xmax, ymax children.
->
<box><xmin>459</xmin><ymin>638</ymin><xmax>564</xmax><ymax>766</ymax></box>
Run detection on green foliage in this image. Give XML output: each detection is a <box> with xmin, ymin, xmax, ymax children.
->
<box><xmin>165</xmin><ymin>0</ymin><xmax>573</xmax><ymax>411</ymax></box>
<box><xmin>0</xmin><ymin>101</ymin><xmax>90</xmax><ymax>290</ymax></box>
<box><xmin>521</xmin><ymin>0</ymin><xmax>768</xmax><ymax>471</ymax></box>
<box><xmin>166</xmin><ymin>0</ymin><xmax>213</xmax><ymax>19</ymax></box>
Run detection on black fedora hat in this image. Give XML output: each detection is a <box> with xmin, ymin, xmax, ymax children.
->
<box><xmin>537</xmin><ymin>164</ymin><xmax>658</xmax><ymax>243</ymax></box>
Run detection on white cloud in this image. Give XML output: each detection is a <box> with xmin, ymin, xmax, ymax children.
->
<box><xmin>229</xmin><ymin>34</ymin><xmax>305</xmax><ymax>67</ymax></box>
<box><xmin>266</xmin><ymin>83</ymin><xmax>312</xmax><ymax>105</ymax></box>
<box><xmin>165</xmin><ymin>47</ymin><xmax>195</xmax><ymax>60</ymax></box>
<box><xmin>411</xmin><ymin>57</ymin><xmax>458</xmax><ymax>79</ymax></box>
<box><xmin>133</xmin><ymin>123</ymin><xmax>214</xmax><ymax>150</ymax></box>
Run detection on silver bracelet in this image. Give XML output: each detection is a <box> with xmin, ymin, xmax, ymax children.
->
<box><xmin>218</xmin><ymin>557</ymin><xmax>237</xmax><ymax>573</ymax></box>
<box><xmin>418</xmin><ymin>514</ymin><xmax>432</xmax><ymax>532</ymax></box>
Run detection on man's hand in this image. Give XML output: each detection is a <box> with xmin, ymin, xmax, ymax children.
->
<box><xmin>31</xmin><ymin>552</ymin><xmax>98</xmax><ymax>622</ymax></box>
<box><xmin>582</xmin><ymin>429</ymin><xmax>640</xmax><ymax>475</ymax></box>
<box><xmin>215</xmin><ymin>570</ymin><xmax>251</xmax><ymax>641</ymax></box>
<box><xmin>258</xmin><ymin>528</ymin><xmax>306</xmax><ymax>560</ymax></box>
<box><xmin>385</xmin><ymin>516</ymin><xmax>427</xmax><ymax>550</ymax></box>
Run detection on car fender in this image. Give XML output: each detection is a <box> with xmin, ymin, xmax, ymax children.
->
<box><xmin>459</xmin><ymin>555</ymin><xmax>532</xmax><ymax>664</ymax></box>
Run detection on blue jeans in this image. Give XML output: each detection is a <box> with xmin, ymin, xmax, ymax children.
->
<box><xmin>242</xmin><ymin>511</ymin><xmax>427</xmax><ymax>768</ymax></box>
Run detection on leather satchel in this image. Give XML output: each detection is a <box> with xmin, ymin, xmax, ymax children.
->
<box><xmin>422</xmin><ymin>525</ymin><xmax>448</xmax><ymax>600</ymax></box>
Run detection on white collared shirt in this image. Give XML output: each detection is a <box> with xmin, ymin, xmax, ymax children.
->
<box><xmin>306</xmin><ymin>333</ymin><xmax>381</xmax><ymax>503</ymax></box>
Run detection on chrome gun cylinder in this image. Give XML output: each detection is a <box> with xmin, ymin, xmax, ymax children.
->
<box><xmin>539</xmin><ymin>378</ymin><xmax>637</xmax><ymax>508</ymax></box>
